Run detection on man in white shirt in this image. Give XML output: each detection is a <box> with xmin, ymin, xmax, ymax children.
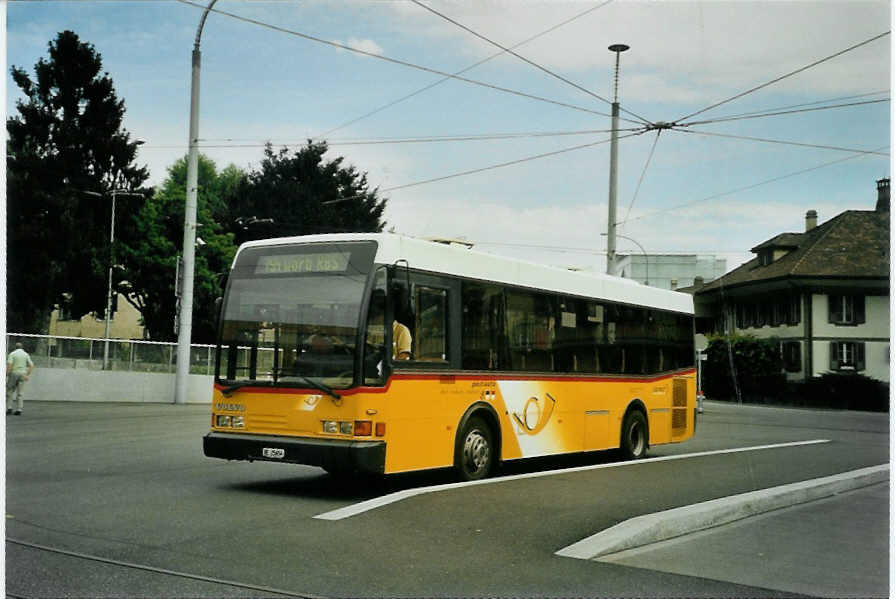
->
<box><xmin>7</xmin><ymin>342</ymin><xmax>34</xmax><ymax>416</ymax></box>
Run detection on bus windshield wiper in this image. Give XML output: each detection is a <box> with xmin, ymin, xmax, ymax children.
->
<box><xmin>296</xmin><ymin>376</ymin><xmax>342</xmax><ymax>400</ymax></box>
<box><xmin>221</xmin><ymin>381</ymin><xmax>255</xmax><ymax>397</ymax></box>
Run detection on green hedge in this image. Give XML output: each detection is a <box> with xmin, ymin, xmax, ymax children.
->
<box><xmin>704</xmin><ymin>334</ymin><xmax>889</xmax><ymax>411</ymax></box>
<box><xmin>703</xmin><ymin>334</ymin><xmax>786</xmax><ymax>402</ymax></box>
<box><xmin>790</xmin><ymin>373</ymin><xmax>889</xmax><ymax>412</ymax></box>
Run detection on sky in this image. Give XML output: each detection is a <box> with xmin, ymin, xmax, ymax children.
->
<box><xmin>5</xmin><ymin>0</ymin><xmax>892</xmax><ymax>275</ymax></box>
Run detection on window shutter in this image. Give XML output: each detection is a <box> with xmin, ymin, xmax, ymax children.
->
<box><xmin>829</xmin><ymin>341</ymin><xmax>840</xmax><ymax>370</ymax></box>
<box><xmin>790</xmin><ymin>295</ymin><xmax>801</xmax><ymax>326</ymax></box>
<box><xmin>856</xmin><ymin>342</ymin><xmax>866</xmax><ymax>371</ymax></box>
<box><xmin>855</xmin><ymin>295</ymin><xmax>866</xmax><ymax>324</ymax></box>
<box><xmin>828</xmin><ymin>295</ymin><xmax>838</xmax><ymax>323</ymax></box>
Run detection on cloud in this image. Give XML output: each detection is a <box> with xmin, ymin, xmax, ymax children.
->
<box><xmin>379</xmin><ymin>1</ymin><xmax>890</xmax><ymax>103</ymax></box>
<box><xmin>334</xmin><ymin>37</ymin><xmax>385</xmax><ymax>57</ymax></box>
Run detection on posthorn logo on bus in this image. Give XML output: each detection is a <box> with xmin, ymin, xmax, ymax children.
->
<box><xmin>512</xmin><ymin>393</ymin><xmax>556</xmax><ymax>435</ymax></box>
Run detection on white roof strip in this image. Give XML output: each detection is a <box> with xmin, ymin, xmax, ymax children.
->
<box><xmin>236</xmin><ymin>233</ymin><xmax>693</xmax><ymax>315</ymax></box>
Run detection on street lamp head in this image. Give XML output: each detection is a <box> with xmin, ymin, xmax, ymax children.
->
<box><xmin>608</xmin><ymin>43</ymin><xmax>630</xmax><ymax>53</ymax></box>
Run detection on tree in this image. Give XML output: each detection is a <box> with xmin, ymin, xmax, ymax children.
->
<box><xmin>230</xmin><ymin>141</ymin><xmax>387</xmax><ymax>244</ymax></box>
<box><xmin>6</xmin><ymin>30</ymin><xmax>148</xmax><ymax>333</ymax></box>
<box><xmin>117</xmin><ymin>154</ymin><xmax>240</xmax><ymax>343</ymax></box>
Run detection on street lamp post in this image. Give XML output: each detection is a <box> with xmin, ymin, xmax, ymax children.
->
<box><xmin>84</xmin><ymin>185</ymin><xmax>145</xmax><ymax>369</ymax></box>
<box><xmin>606</xmin><ymin>43</ymin><xmax>629</xmax><ymax>276</ymax></box>
<box><xmin>602</xmin><ymin>232</ymin><xmax>649</xmax><ymax>285</ymax></box>
<box><xmin>175</xmin><ymin>0</ymin><xmax>218</xmax><ymax>405</ymax></box>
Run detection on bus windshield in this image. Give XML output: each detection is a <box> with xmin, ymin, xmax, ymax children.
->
<box><xmin>217</xmin><ymin>241</ymin><xmax>377</xmax><ymax>390</ymax></box>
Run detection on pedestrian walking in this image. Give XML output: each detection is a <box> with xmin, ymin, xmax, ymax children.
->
<box><xmin>7</xmin><ymin>342</ymin><xmax>34</xmax><ymax>416</ymax></box>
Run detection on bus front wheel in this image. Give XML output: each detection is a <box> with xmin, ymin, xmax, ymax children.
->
<box><xmin>455</xmin><ymin>416</ymin><xmax>494</xmax><ymax>481</ymax></box>
<box><xmin>620</xmin><ymin>410</ymin><xmax>648</xmax><ymax>460</ymax></box>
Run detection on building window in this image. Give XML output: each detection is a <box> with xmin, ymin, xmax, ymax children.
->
<box><xmin>738</xmin><ymin>303</ymin><xmax>754</xmax><ymax>329</ymax></box>
<box><xmin>829</xmin><ymin>341</ymin><xmax>865</xmax><ymax>372</ymax></box>
<box><xmin>828</xmin><ymin>294</ymin><xmax>865</xmax><ymax>325</ymax></box>
<box><xmin>755</xmin><ymin>303</ymin><xmax>767</xmax><ymax>327</ymax></box>
<box><xmin>782</xmin><ymin>341</ymin><xmax>802</xmax><ymax>372</ymax></box>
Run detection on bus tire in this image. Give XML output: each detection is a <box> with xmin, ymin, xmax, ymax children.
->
<box><xmin>455</xmin><ymin>416</ymin><xmax>494</xmax><ymax>481</ymax></box>
<box><xmin>620</xmin><ymin>410</ymin><xmax>648</xmax><ymax>460</ymax></box>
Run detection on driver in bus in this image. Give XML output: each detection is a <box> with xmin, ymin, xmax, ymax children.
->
<box><xmin>393</xmin><ymin>320</ymin><xmax>412</xmax><ymax>360</ymax></box>
<box><xmin>366</xmin><ymin>290</ymin><xmax>412</xmax><ymax>361</ymax></box>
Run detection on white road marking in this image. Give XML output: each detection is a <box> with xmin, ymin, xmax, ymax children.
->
<box><xmin>313</xmin><ymin>439</ymin><xmax>831</xmax><ymax>521</ymax></box>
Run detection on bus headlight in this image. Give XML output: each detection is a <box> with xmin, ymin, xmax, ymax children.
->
<box><xmin>339</xmin><ymin>421</ymin><xmax>354</xmax><ymax>435</ymax></box>
<box><xmin>216</xmin><ymin>415</ymin><xmax>232</xmax><ymax>427</ymax></box>
<box><xmin>323</xmin><ymin>420</ymin><xmax>339</xmax><ymax>434</ymax></box>
<box><xmin>231</xmin><ymin>415</ymin><xmax>245</xmax><ymax>428</ymax></box>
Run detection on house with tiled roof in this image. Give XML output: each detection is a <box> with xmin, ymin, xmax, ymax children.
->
<box><xmin>689</xmin><ymin>178</ymin><xmax>890</xmax><ymax>382</ymax></box>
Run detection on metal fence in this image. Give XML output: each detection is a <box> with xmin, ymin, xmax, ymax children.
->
<box><xmin>5</xmin><ymin>334</ymin><xmax>219</xmax><ymax>375</ymax></box>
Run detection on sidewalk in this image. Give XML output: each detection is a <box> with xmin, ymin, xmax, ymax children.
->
<box><xmin>599</xmin><ymin>481</ymin><xmax>890</xmax><ymax>598</ymax></box>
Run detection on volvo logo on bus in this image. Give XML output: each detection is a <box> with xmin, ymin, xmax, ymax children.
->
<box><xmin>215</xmin><ymin>403</ymin><xmax>245</xmax><ymax>412</ymax></box>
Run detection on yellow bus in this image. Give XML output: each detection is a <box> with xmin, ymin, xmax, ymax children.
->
<box><xmin>203</xmin><ymin>234</ymin><xmax>697</xmax><ymax>480</ymax></box>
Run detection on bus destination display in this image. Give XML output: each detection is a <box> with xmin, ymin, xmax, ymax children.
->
<box><xmin>255</xmin><ymin>251</ymin><xmax>351</xmax><ymax>275</ymax></box>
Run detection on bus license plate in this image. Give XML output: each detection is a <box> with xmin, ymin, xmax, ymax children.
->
<box><xmin>262</xmin><ymin>447</ymin><xmax>285</xmax><ymax>459</ymax></box>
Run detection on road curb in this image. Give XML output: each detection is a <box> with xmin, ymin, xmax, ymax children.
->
<box><xmin>555</xmin><ymin>463</ymin><xmax>889</xmax><ymax>560</ymax></box>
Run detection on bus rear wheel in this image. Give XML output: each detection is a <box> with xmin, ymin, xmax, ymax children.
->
<box><xmin>620</xmin><ymin>410</ymin><xmax>648</xmax><ymax>460</ymax></box>
<box><xmin>455</xmin><ymin>416</ymin><xmax>494</xmax><ymax>481</ymax></box>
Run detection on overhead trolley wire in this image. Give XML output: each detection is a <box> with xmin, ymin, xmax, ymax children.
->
<box><xmin>471</xmin><ymin>241</ymin><xmax>753</xmax><ymax>256</ymax></box>
<box><xmin>617</xmin><ymin>144</ymin><xmax>889</xmax><ymax>226</ymax></box>
<box><xmin>318</xmin><ymin>0</ymin><xmax>621</xmax><ymax>137</ymax></box>
<box><xmin>680</xmin><ymin>90</ymin><xmax>890</xmax><ymax>126</ymax></box>
<box><xmin>315</xmin><ymin>130</ymin><xmax>645</xmax><ymax>206</ymax></box>
<box><xmin>670</xmin><ymin>128</ymin><xmax>890</xmax><ymax>156</ymax></box>
<box><xmin>175</xmin><ymin>0</ymin><xmax>625</xmax><ymax>121</ymax></box>
<box><xmin>680</xmin><ymin>98</ymin><xmax>890</xmax><ymax>127</ymax></box>
<box><xmin>674</xmin><ymin>30</ymin><xmax>891</xmax><ymax>123</ymax></box>
<box><xmin>195</xmin><ymin>127</ymin><xmax>638</xmax><ymax>148</ymax></box>
<box><xmin>409</xmin><ymin>0</ymin><xmax>653</xmax><ymax>126</ymax></box>
<box><xmin>380</xmin><ymin>130</ymin><xmax>644</xmax><ymax>194</ymax></box>
<box><xmin>621</xmin><ymin>129</ymin><xmax>663</xmax><ymax>227</ymax></box>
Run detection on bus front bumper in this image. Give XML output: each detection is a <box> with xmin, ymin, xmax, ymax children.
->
<box><xmin>203</xmin><ymin>432</ymin><xmax>386</xmax><ymax>474</ymax></box>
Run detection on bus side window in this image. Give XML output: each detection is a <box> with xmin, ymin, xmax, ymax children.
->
<box><xmin>461</xmin><ymin>282</ymin><xmax>506</xmax><ymax>370</ymax></box>
<box><xmin>413</xmin><ymin>287</ymin><xmax>448</xmax><ymax>362</ymax></box>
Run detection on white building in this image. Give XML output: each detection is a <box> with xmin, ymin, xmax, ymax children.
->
<box><xmin>615</xmin><ymin>254</ymin><xmax>727</xmax><ymax>290</ymax></box>
<box><xmin>691</xmin><ymin>179</ymin><xmax>890</xmax><ymax>382</ymax></box>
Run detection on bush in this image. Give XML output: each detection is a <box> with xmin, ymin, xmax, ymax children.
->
<box><xmin>703</xmin><ymin>334</ymin><xmax>786</xmax><ymax>402</ymax></box>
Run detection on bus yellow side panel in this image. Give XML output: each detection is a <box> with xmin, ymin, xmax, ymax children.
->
<box><xmin>378</xmin><ymin>371</ymin><xmax>697</xmax><ymax>474</ymax></box>
<box><xmin>381</xmin><ymin>377</ymin><xmax>469</xmax><ymax>473</ymax></box>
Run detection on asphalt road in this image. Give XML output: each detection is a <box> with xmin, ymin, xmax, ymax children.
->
<box><xmin>4</xmin><ymin>400</ymin><xmax>890</xmax><ymax>598</ymax></box>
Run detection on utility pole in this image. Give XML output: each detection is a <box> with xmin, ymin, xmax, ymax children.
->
<box><xmin>175</xmin><ymin>0</ymin><xmax>218</xmax><ymax>404</ymax></box>
<box><xmin>606</xmin><ymin>43</ymin><xmax>629</xmax><ymax>276</ymax></box>
<box><xmin>82</xmin><ymin>184</ymin><xmax>144</xmax><ymax>370</ymax></box>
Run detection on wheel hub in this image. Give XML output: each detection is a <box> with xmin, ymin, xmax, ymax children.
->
<box><xmin>464</xmin><ymin>430</ymin><xmax>490</xmax><ymax>473</ymax></box>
